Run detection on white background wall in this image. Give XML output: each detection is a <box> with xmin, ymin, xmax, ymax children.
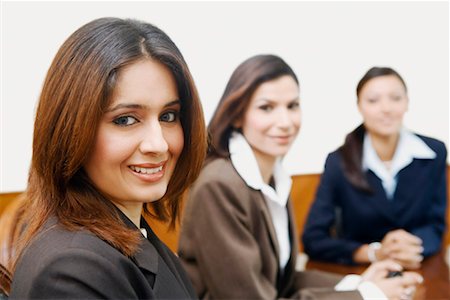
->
<box><xmin>1</xmin><ymin>1</ymin><xmax>448</xmax><ymax>192</ymax></box>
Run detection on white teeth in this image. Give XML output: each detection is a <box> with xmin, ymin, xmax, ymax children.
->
<box><xmin>130</xmin><ymin>165</ymin><xmax>163</xmax><ymax>174</ymax></box>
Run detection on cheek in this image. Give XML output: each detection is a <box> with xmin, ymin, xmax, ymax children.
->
<box><xmin>243</xmin><ymin>114</ymin><xmax>269</xmax><ymax>134</ymax></box>
<box><xmin>394</xmin><ymin>104</ymin><xmax>408</xmax><ymax>117</ymax></box>
<box><xmin>166</xmin><ymin>126</ymin><xmax>184</xmax><ymax>159</ymax></box>
<box><xmin>359</xmin><ymin>106</ymin><xmax>376</xmax><ymax>121</ymax></box>
<box><xmin>89</xmin><ymin>129</ymin><xmax>132</xmax><ymax>168</ymax></box>
<box><xmin>293</xmin><ymin>111</ymin><xmax>302</xmax><ymax>129</ymax></box>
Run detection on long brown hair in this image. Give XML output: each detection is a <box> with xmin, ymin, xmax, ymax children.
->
<box><xmin>208</xmin><ymin>54</ymin><xmax>298</xmax><ymax>161</ymax></box>
<box><xmin>339</xmin><ymin>67</ymin><xmax>407</xmax><ymax>192</ymax></box>
<box><xmin>13</xmin><ymin>17</ymin><xmax>206</xmax><ymax>270</ymax></box>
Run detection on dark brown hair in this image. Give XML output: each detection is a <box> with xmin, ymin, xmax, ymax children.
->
<box><xmin>207</xmin><ymin>54</ymin><xmax>298</xmax><ymax>160</ymax></box>
<box><xmin>340</xmin><ymin>67</ymin><xmax>407</xmax><ymax>192</ymax></box>
<box><xmin>13</xmin><ymin>17</ymin><xmax>206</xmax><ymax>269</ymax></box>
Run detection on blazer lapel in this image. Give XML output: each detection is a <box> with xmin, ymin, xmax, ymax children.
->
<box><xmin>278</xmin><ymin>199</ymin><xmax>299</xmax><ymax>296</ymax></box>
<box><xmin>365</xmin><ymin>171</ymin><xmax>397</xmax><ymax>223</ymax></box>
<box><xmin>258</xmin><ymin>192</ymin><xmax>280</xmax><ymax>264</ymax></box>
<box><xmin>140</xmin><ymin>219</ymin><xmax>192</xmax><ymax>297</ymax></box>
<box><xmin>392</xmin><ymin>159</ymin><xmax>432</xmax><ymax>219</ymax></box>
<box><xmin>114</xmin><ymin>209</ymin><xmax>159</xmax><ymax>275</ymax></box>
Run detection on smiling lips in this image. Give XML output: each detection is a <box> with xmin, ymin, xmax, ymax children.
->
<box><xmin>129</xmin><ymin>162</ymin><xmax>166</xmax><ymax>182</ymax></box>
<box><xmin>271</xmin><ymin>135</ymin><xmax>292</xmax><ymax>145</ymax></box>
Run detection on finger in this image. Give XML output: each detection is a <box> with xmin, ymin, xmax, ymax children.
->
<box><xmin>400</xmin><ymin>286</ymin><xmax>415</xmax><ymax>300</ymax></box>
<box><xmin>384</xmin><ymin>243</ymin><xmax>419</xmax><ymax>256</ymax></box>
<box><xmin>395</xmin><ymin>231</ymin><xmax>423</xmax><ymax>245</ymax></box>
<box><xmin>392</xmin><ymin>252</ymin><xmax>423</xmax><ymax>263</ymax></box>
<box><xmin>390</xmin><ymin>257</ymin><xmax>422</xmax><ymax>270</ymax></box>
<box><xmin>403</xmin><ymin>286</ymin><xmax>416</xmax><ymax>300</ymax></box>
<box><xmin>372</xmin><ymin>259</ymin><xmax>403</xmax><ymax>272</ymax></box>
<box><xmin>401</xmin><ymin>272</ymin><xmax>424</xmax><ymax>285</ymax></box>
<box><xmin>362</xmin><ymin>260</ymin><xmax>402</xmax><ymax>280</ymax></box>
<box><xmin>388</xmin><ymin>241</ymin><xmax>424</xmax><ymax>253</ymax></box>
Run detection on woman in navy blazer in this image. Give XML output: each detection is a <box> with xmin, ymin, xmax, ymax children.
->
<box><xmin>302</xmin><ymin>67</ymin><xmax>447</xmax><ymax>269</ymax></box>
<box><xmin>10</xmin><ymin>17</ymin><xmax>206</xmax><ymax>299</ymax></box>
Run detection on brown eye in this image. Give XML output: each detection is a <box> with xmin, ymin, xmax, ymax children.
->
<box><xmin>288</xmin><ymin>102</ymin><xmax>300</xmax><ymax>110</ymax></box>
<box><xmin>259</xmin><ymin>105</ymin><xmax>273</xmax><ymax>112</ymax></box>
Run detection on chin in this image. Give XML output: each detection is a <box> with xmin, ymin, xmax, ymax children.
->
<box><xmin>135</xmin><ymin>188</ymin><xmax>168</xmax><ymax>203</ymax></box>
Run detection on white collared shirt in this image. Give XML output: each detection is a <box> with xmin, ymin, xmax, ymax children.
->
<box><xmin>362</xmin><ymin>128</ymin><xmax>436</xmax><ymax>199</ymax></box>
<box><xmin>229</xmin><ymin>132</ymin><xmax>291</xmax><ymax>270</ymax></box>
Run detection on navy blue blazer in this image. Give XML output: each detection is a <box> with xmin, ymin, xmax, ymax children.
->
<box><xmin>302</xmin><ymin>134</ymin><xmax>447</xmax><ymax>265</ymax></box>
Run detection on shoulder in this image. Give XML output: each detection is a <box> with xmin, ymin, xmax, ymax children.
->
<box><xmin>11</xmin><ymin>222</ymin><xmax>141</xmax><ymax>298</ymax></box>
<box><xmin>194</xmin><ymin>158</ymin><xmax>247</xmax><ymax>190</ymax></box>
<box><xmin>415</xmin><ymin>134</ymin><xmax>447</xmax><ymax>157</ymax></box>
<box><xmin>14</xmin><ymin>221</ymin><xmax>131</xmax><ymax>283</ymax></box>
<box><xmin>322</xmin><ymin>149</ymin><xmax>345</xmax><ymax>174</ymax></box>
<box><xmin>186</xmin><ymin>158</ymin><xmax>257</xmax><ymax>216</ymax></box>
<box><xmin>326</xmin><ymin>149</ymin><xmax>343</xmax><ymax>164</ymax></box>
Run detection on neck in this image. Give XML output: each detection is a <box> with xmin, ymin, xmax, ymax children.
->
<box><xmin>369</xmin><ymin>132</ymin><xmax>400</xmax><ymax>161</ymax></box>
<box><xmin>251</xmin><ymin>148</ymin><xmax>277</xmax><ymax>184</ymax></box>
<box><xmin>112</xmin><ymin>201</ymin><xmax>143</xmax><ymax>227</ymax></box>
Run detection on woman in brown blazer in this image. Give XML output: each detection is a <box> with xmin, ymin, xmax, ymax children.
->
<box><xmin>10</xmin><ymin>17</ymin><xmax>206</xmax><ymax>299</ymax></box>
<box><xmin>178</xmin><ymin>54</ymin><xmax>422</xmax><ymax>300</ymax></box>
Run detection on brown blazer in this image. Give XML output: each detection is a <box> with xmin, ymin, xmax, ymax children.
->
<box><xmin>178</xmin><ymin>158</ymin><xmax>362</xmax><ymax>300</ymax></box>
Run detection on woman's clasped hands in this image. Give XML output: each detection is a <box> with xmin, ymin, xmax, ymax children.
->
<box><xmin>362</xmin><ymin>260</ymin><xmax>423</xmax><ymax>300</ymax></box>
<box><xmin>376</xmin><ymin>229</ymin><xmax>424</xmax><ymax>269</ymax></box>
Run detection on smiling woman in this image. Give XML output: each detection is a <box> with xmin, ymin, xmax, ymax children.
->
<box><xmin>302</xmin><ymin>67</ymin><xmax>447</xmax><ymax>270</ymax></box>
<box><xmin>9</xmin><ymin>17</ymin><xmax>207</xmax><ymax>299</ymax></box>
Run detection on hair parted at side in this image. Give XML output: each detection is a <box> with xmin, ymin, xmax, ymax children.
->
<box><xmin>340</xmin><ymin>66</ymin><xmax>407</xmax><ymax>192</ymax></box>
<box><xmin>13</xmin><ymin>17</ymin><xmax>206</xmax><ymax>270</ymax></box>
<box><xmin>207</xmin><ymin>54</ymin><xmax>298</xmax><ymax>161</ymax></box>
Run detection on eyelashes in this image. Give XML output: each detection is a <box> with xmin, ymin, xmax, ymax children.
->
<box><xmin>257</xmin><ymin>102</ymin><xmax>300</xmax><ymax>112</ymax></box>
<box><xmin>113</xmin><ymin>116</ymin><xmax>138</xmax><ymax>126</ymax></box>
<box><xmin>112</xmin><ymin>110</ymin><xmax>180</xmax><ymax>127</ymax></box>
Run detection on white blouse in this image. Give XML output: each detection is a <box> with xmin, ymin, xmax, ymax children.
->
<box><xmin>362</xmin><ymin>128</ymin><xmax>436</xmax><ymax>199</ymax></box>
<box><xmin>229</xmin><ymin>132</ymin><xmax>291</xmax><ymax>271</ymax></box>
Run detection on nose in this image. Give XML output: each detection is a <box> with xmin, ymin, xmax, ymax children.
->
<box><xmin>380</xmin><ymin>98</ymin><xmax>392</xmax><ymax>113</ymax></box>
<box><xmin>276</xmin><ymin>107</ymin><xmax>295</xmax><ymax>130</ymax></box>
<box><xmin>139</xmin><ymin>120</ymin><xmax>169</xmax><ymax>155</ymax></box>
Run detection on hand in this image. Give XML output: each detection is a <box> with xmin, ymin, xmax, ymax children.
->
<box><xmin>379</xmin><ymin>229</ymin><xmax>424</xmax><ymax>269</ymax></box>
<box><xmin>362</xmin><ymin>260</ymin><xmax>423</xmax><ymax>300</ymax></box>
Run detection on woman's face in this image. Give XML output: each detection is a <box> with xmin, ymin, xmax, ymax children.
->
<box><xmin>84</xmin><ymin>59</ymin><xmax>184</xmax><ymax>213</ymax></box>
<box><xmin>239</xmin><ymin>75</ymin><xmax>301</xmax><ymax>162</ymax></box>
<box><xmin>358</xmin><ymin>75</ymin><xmax>408</xmax><ymax>139</ymax></box>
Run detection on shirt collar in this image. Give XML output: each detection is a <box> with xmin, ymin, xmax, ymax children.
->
<box><xmin>362</xmin><ymin>128</ymin><xmax>436</xmax><ymax>178</ymax></box>
<box><xmin>229</xmin><ymin>131</ymin><xmax>291</xmax><ymax>206</ymax></box>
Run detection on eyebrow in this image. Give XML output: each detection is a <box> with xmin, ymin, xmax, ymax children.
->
<box><xmin>106</xmin><ymin>99</ymin><xmax>181</xmax><ymax>112</ymax></box>
<box><xmin>256</xmin><ymin>97</ymin><xmax>300</xmax><ymax>104</ymax></box>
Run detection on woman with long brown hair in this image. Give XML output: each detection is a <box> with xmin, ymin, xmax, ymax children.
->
<box><xmin>10</xmin><ymin>17</ymin><xmax>206</xmax><ymax>298</ymax></box>
<box><xmin>303</xmin><ymin>67</ymin><xmax>447</xmax><ymax>270</ymax></box>
<box><xmin>178</xmin><ymin>56</ymin><xmax>422</xmax><ymax>300</ymax></box>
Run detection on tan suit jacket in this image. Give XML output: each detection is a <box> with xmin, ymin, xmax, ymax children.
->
<box><xmin>178</xmin><ymin>158</ymin><xmax>362</xmax><ymax>299</ymax></box>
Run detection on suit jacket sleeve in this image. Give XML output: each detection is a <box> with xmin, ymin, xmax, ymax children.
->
<box><xmin>302</xmin><ymin>154</ymin><xmax>362</xmax><ymax>264</ymax></box>
<box><xmin>22</xmin><ymin>248</ymin><xmax>139</xmax><ymax>299</ymax></box>
<box><xmin>410</xmin><ymin>142</ymin><xmax>447</xmax><ymax>256</ymax></box>
<box><xmin>290</xmin><ymin>270</ymin><xmax>362</xmax><ymax>300</ymax></box>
